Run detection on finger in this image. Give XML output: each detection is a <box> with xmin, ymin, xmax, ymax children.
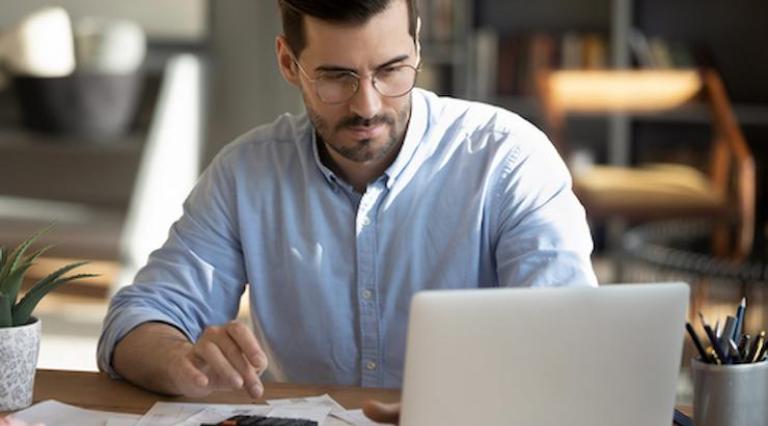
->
<box><xmin>214</xmin><ymin>337</ymin><xmax>263</xmax><ymax>398</ymax></box>
<box><xmin>240</xmin><ymin>353</ymin><xmax>264</xmax><ymax>399</ymax></box>
<box><xmin>225</xmin><ymin>321</ymin><xmax>269</xmax><ymax>373</ymax></box>
<box><xmin>223</xmin><ymin>322</ymin><xmax>267</xmax><ymax>398</ymax></box>
<box><xmin>194</xmin><ymin>340</ymin><xmax>244</xmax><ymax>388</ymax></box>
<box><xmin>362</xmin><ymin>400</ymin><xmax>401</xmax><ymax>424</ymax></box>
<box><xmin>181</xmin><ymin>354</ymin><xmax>210</xmax><ymax>388</ymax></box>
<box><xmin>170</xmin><ymin>354</ymin><xmax>212</xmax><ymax>397</ymax></box>
<box><xmin>206</xmin><ymin>328</ymin><xmax>262</xmax><ymax>395</ymax></box>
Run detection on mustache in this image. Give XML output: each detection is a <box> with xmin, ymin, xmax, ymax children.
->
<box><xmin>335</xmin><ymin>114</ymin><xmax>394</xmax><ymax>131</ymax></box>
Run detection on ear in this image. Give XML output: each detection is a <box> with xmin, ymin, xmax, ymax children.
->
<box><xmin>275</xmin><ymin>35</ymin><xmax>300</xmax><ymax>87</ymax></box>
<box><xmin>414</xmin><ymin>17</ymin><xmax>422</xmax><ymax>63</ymax></box>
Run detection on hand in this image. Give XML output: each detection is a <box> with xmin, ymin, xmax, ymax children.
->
<box><xmin>167</xmin><ymin>320</ymin><xmax>268</xmax><ymax>399</ymax></box>
<box><xmin>362</xmin><ymin>400</ymin><xmax>401</xmax><ymax>424</ymax></box>
<box><xmin>0</xmin><ymin>416</ymin><xmax>44</xmax><ymax>426</ymax></box>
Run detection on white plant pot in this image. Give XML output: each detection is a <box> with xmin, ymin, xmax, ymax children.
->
<box><xmin>0</xmin><ymin>317</ymin><xmax>41</xmax><ymax>411</ymax></box>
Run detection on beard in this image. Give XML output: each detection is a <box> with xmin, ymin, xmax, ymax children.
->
<box><xmin>305</xmin><ymin>95</ymin><xmax>411</xmax><ymax>163</ymax></box>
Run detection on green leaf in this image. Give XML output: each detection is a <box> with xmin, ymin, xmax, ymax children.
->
<box><xmin>18</xmin><ymin>260</ymin><xmax>89</xmax><ymax>297</ymax></box>
<box><xmin>12</xmin><ymin>272</ymin><xmax>98</xmax><ymax>326</ymax></box>
<box><xmin>0</xmin><ymin>245</ymin><xmax>51</xmax><ymax>298</ymax></box>
<box><xmin>0</xmin><ymin>293</ymin><xmax>11</xmax><ymax>328</ymax></box>
<box><xmin>0</xmin><ymin>226</ymin><xmax>53</xmax><ymax>288</ymax></box>
<box><xmin>1</xmin><ymin>261</ymin><xmax>35</xmax><ymax>305</ymax></box>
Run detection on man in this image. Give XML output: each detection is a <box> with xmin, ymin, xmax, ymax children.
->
<box><xmin>98</xmin><ymin>0</ymin><xmax>597</xmax><ymax>406</ymax></box>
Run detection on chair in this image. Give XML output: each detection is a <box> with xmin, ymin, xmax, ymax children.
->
<box><xmin>536</xmin><ymin>68</ymin><xmax>756</xmax><ymax>260</ymax></box>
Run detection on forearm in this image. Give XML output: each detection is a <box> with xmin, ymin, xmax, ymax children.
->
<box><xmin>112</xmin><ymin>322</ymin><xmax>193</xmax><ymax>395</ymax></box>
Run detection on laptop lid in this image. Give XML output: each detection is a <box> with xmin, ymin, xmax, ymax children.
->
<box><xmin>399</xmin><ymin>283</ymin><xmax>689</xmax><ymax>426</ymax></box>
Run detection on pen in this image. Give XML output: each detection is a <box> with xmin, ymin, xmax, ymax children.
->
<box><xmin>738</xmin><ymin>334</ymin><xmax>751</xmax><ymax>361</ymax></box>
<box><xmin>706</xmin><ymin>346</ymin><xmax>722</xmax><ymax>365</ymax></box>
<box><xmin>686</xmin><ymin>322</ymin><xmax>710</xmax><ymax>362</ymax></box>
<box><xmin>733</xmin><ymin>297</ymin><xmax>746</xmax><ymax>341</ymax></box>
<box><xmin>699</xmin><ymin>313</ymin><xmax>727</xmax><ymax>364</ymax></box>
<box><xmin>758</xmin><ymin>340</ymin><xmax>768</xmax><ymax>363</ymax></box>
<box><xmin>748</xmin><ymin>331</ymin><xmax>765</xmax><ymax>363</ymax></box>
<box><xmin>720</xmin><ymin>316</ymin><xmax>737</xmax><ymax>358</ymax></box>
<box><xmin>728</xmin><ymin>339</ymin><xmax>743</xmax><ymax>363</ymax></box>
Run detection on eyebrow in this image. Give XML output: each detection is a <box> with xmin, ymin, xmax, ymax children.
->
<box><xmin>314</xmin><ymin>54</ymin><xmax>411</xmax><ymax>73</ymax></box>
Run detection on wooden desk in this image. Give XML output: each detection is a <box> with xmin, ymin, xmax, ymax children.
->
<box><xmin>13</xmin><ymin>369</ymin><xmax>691</xmax><ymax>424</ymax></box>
<box><xmin>25</xmin><ymin>369</ymin><xmax>400</xmax><ymax>415</ymax></box>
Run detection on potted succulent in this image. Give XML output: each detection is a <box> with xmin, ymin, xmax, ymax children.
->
<box><xmin>0</xmin><ymin>228</ymin><xmax>96</xmax><ymax>410</ymax></box>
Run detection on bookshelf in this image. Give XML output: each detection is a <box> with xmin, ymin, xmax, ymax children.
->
<box><xmin>415</xmin><ymin>0</ymin><xmax>474</xmax><ymax>97</ymax></box>
<box><xmin>417</xmin><ymin>0</ymin><xmax>768</xmax><ymax>256</ymax></box>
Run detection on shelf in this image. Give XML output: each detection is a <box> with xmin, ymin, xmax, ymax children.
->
<box><xmin>491</xmin><ymin>96</ymin><xmax>542</xmax><ymax>119</ymax></box>
<box><xmin>492</xmin><ymin>95</ymin><xmax>768</xmax><ymax>127</ymax></box>
<box><xmin>0</xmin><ymin>127</ymin><xmax>144</xmax><ymax>152</ymax></box>
<box><xmin>421</xmin><ymin>41</ymin><xmax>468</xmax><ymax>65</ymax></box>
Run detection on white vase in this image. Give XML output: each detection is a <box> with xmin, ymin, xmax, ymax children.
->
<box><xmin>0</xmin><ymin>317</ymin><xmax>41</xmax><ymax>411</ymax></box>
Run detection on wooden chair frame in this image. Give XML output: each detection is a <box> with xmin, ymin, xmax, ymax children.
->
<box><xmin>537</xmin><ymin>68</ymin><xmax>755</xmax><ymax>259</ymax></box>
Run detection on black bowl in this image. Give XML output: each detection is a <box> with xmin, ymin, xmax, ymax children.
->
<box><xmin>13</xmin><ymin>71</ymin><xmax>142</xmax><ymax>139</ymax></box>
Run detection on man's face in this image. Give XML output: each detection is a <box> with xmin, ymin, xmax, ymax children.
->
<box><xmin>291</xmin><ymin>1</ymin><xmax>417</xmax><ymax>163</ymax></box>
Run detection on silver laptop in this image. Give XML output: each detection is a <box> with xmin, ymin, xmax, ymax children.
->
<box><xmin>399</xmin><ymin>283</ymin><xmax>689</xmax><ymax>426</ymax></box>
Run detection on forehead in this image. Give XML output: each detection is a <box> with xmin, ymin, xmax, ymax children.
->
<box><xmin>300</xmin><ymin>0</ymin><xmax>414</xmax><ymax>68</ymax></box>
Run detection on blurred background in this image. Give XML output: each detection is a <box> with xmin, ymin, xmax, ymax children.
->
<box><xmin>0</xmin><ymin>0</ymin><xmax>766</xmax><ymax>405</ymax></box>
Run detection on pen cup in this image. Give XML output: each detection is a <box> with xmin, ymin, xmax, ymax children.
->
<box><xmin>692</xmin><ymin>358</ymin><xmax>768</xmax><ymax>426</ymax></box>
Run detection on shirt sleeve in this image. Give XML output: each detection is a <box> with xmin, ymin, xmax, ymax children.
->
<box><xmin>491</xmin><ymin>123</ymin><xmax>598</xmax><ymax>288</ymax></box>
<box><xmin>97</xmin><ymin>149</ymin><xmax>247</xmax><ymax>378</ymax></box>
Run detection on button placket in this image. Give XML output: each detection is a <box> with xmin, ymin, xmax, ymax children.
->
<box><xmin>355</xmin><ymin>182</ymin><xmax>385</xmax><ymax>386</ymax></box>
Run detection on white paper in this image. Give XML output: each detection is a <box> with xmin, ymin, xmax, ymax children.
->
<box><xmin>268</xmin><ymin>394</ymin><xmax>346</xmax><ymax>415</ymax></box>
<box><xmin>266</xmin><ymin>404</ymin><xmax>331</xmax><ymax>423</ymax></box>
<box><xmin>106</xmin><ymin>418</ymin><xmax>140</xmax><ymax>426</ymax></box>
<box><xmin>332</xmin><ymin>409</ymin><xmax>394</xmax><ymax>426</ymax></box>
<box><xmin>135</xmin><ymin>404</ymin><xmax>203</xmax><ymax>426</ymax></box>
<box><xmin>137</xmin><ymin>402</ymin><xmax>270</xmax><ymax>426</ymax></box>
<box><xmin>13</xmin><ymin>400</ymin><xmax>141</xmax><ymax>426</ymax></box>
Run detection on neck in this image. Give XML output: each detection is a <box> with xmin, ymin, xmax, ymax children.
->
<box><xmin>318</xmin><ymin>136</ymin><xmax>403</xmax><ymax>193</ymax></box>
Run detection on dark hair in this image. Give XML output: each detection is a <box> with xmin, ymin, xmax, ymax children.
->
<box><xmin>278</xmin><ymin>0</ymin><xmax>418</xmax><ymax>57</ymax></box>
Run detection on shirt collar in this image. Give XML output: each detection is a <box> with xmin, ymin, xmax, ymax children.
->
<box><xmin>310</xmin><ymin>125</ymin><xmax>344</xmax><ymax>190</ymax></box>
<box><xmin>383</xmin><ymin>89</ymin><xmax>428</xmax><ymax>189</ymax></box>
<box><xmin>309</xmin><ymin>89</ymin><xmax>429</xmax><ymax>191</ymax></box>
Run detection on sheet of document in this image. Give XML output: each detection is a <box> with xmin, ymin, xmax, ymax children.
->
<box><xmin>137</xmin><ymin>402</ymin><xmax>270</xmax><ymax>426</ymax></box>
<box><xmin>265</xmin><ymin>404</ymin><xmax>331</xmax><ymax>423</ymax></box>
<box><xmin>331</xmin><ymin>409</ymin><xmax>393</xmax><ymax>426</ymax></box>
<box><xmin>12</xmin><ymin>400</ymin><xmax>141</xmax><ymax>426</ymax></box>
<box><xmin>12</xmin><ymin>395</ymin><xmax>391</xmax><ymax>426</ymax></box>
<box><xmin>267</xmin><ymin>394</ymin><xmax>346</xmax><ymax>415</ymax></box>
<box><xmin>267</xmin><ymin>395</ymin><xmax>394</xmax><ymax>426</ymax></box>
<box><xmin>106</xmin><ymin>418</ymin><xmax>142</xmax><ymax>426</ymax></box>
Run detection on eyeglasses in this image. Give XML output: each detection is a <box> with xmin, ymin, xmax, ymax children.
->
<box><xmin>292</xmin><ymin>56</ymin><xmax>420</xmax><ymax>104</ymax></box>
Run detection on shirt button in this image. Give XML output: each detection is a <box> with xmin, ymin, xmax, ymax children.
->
<box><xmin>361</xmin><ymin>217</ymin><xmax>371</xmax><ymax>226</ymax></box>
<box><xmin>361</xmin><ymin>289</ymin><xmax>373</xmax><ymax>300</ymax></box>
<box><xmin>366</xmin><ymin>361</ymin><xmax>377</xmax><ymax>371</ymax></box>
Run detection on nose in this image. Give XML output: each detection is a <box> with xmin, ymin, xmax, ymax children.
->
<box><xmin>348</xmin><ymin>76</ymin><xmax>382</xmax><ymax>120</ymax></box>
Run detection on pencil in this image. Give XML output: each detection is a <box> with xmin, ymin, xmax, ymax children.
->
<box><xmin>758</xmin><ymin>341</ymin><xmax>767</xmax><ymax>362</ymax></box>
<box><xmin>749</xmin><ymin>331</ymin><xmax>766</xmax><ymax>363</ymax></box>
<box><xmin>686</xmin><ymin>322</ymin><xmax>710</xmax><ymax>362</ymax></box>
<box><xmin>700</xmin><ymin>313</ymin><xmax>727</xmax><ymax>364</ymax></box>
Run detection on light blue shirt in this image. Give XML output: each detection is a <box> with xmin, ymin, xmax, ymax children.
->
<box><xmin>98</xmin><ymin>88</ymin><xmax>597</xmax><ymax>388</ymax></box>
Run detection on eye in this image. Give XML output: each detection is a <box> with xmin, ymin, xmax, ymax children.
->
<box><xmin>320</xmin><ymin>72</ymin><xmax>356</xmax><ymax>82</ymax></box>
<box><xmin>377</xmin><ymin>65</ymin><xmax>407</xmax><ymax>80</ymax></box>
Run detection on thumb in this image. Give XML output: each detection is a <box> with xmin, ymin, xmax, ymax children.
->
<box><xmin>362</xmin><ymin>399</ymin><xmax>401</xmax><ymax>424</ymax></box>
